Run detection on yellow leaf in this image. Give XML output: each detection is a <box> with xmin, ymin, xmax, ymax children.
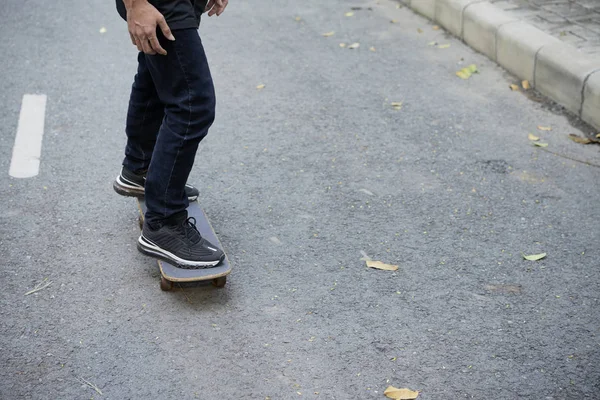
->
<box><xmin>384</xmin><ymin>386</ymin><xmax>419</xmax><ymax>399</ymax></box>
<box><xmin>322</xmin><ymin>31</ymin><xmax>335</xmax><ymax>37</ymax></box>
<box><xmin>437</xmin><ymin>44</ymin><xmax>451</xmax><ymax>49</ymax></box>
<box><xmin>427</xmin><ymin>41</ymin><xmax>437</xmax><ymax>46</ymax></box>
<box><xmin>456</xmin><ymin>64</ymin><xmax>478</xmax><ymax>79</ymax></box>
<box><xmin>366</xmin><ymin>260</ymin><xmax>398</xmax><ymax>271</ymax></box>
<box><xmin>522</xmin><ymin>80</ymin><xmax>531</xmax><ymax>89</ymax></box>
<box><xmin>390</xmin><ymin>19</ymin><xmax>398</xmax><ymax>24</ymax></box>
<box><xmin>345</xmin><ymin>11</ymin><xmax>354</xmax><ymax>17</ymax></box>
<box><xmin>391</xmin><ymin>102</ymin><xmax>403</xmax><ymax>107</ymax></box>
<box><xmin>370</xmin><ymin>46</ymin><xmax>376</xmax><ymax>52</ymax></box>
<box><xmin>339</xmin><ymin>43</ymin><xmax>346</xmax><ymax>48</ymax></box>
<box><xmin>528</xmin><ymin>133</ymin><xmax>540</xmax><ymax>141</ymax></box>
<box><xmin>432</xmin><ymin>25</ymin><xmax>440</xmax><ymax>30</ymax></box>
<box><xmin>99</xmin><ymin>27</ymin><xmax>107</xmax><ymax>34</ymax></box>
<box><xmin>509</xmin><ymin>84</ymin><xmax>520</xmax><ymax>91</ymax></box>
<box><xmin>533</xmin><ymin>142</ymin><xmax>548</xmax><ymax>147</ymax></box>
<box><xmin>537</xmin><ymin>126</ymin><xmax>552</xmax><ymax>131</ymax></box>
<box><xmin>256</xmin><ymin>84</ymin><xmax>266</xmax><ymax>90</ymax></box>
<box><xmin>348</xmin><ymin>42</ymin><xmax>360</xmax><ymax>49</ymax></box>
<box><xmin>295</xmin><ymin>16</ymin><xmax>301</xmax><ymax>21</ymax></box>
<box><xmin>596</xmin><ymin>133</ymin><xmax>600</xmax><ymax>139</ymax></box>
<box><xmin>523</xmin><ymin>253</ymin><xmax>547</xmax><ymax>261</ymax></box>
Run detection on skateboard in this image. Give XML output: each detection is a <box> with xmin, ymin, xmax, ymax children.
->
<box><xmin>136</xmin><ymin>198</ymin><xmax>231</xmax><ymax>291</ymax></box>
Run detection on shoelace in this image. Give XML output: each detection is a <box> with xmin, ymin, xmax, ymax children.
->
<box><xmin>183</xmin><ymin>217</ymin><xmax>202</xmax><ymax>244</ymax></box>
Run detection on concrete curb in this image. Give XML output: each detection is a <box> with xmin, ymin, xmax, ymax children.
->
<box><xmin>401</xmin><ymin>0</ymin><xmax>600</xmax><ymax>131</ymax></box>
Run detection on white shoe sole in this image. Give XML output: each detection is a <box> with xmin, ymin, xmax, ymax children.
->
<box><xmin>138</xmin><ymin>235</ymin><xmax>221</xmax><ymax>268</ymax></box>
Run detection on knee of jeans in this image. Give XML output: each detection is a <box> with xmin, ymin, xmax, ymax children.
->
<box><xmin>189</xmin><ymin>93</ymin><xmax>216</xmax><ymax>132</ymax></box>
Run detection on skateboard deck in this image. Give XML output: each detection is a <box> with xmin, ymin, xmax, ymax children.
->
<box><xmin>136</xmin><ymin>199</ymin><xmax>231</xmax><ymax>291</ymax></box>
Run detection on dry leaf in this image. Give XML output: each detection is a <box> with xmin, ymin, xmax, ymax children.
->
<box><xmin>596</xmin><ymin>133</ymin><xmax>600</xmax><ymax>139</ymax></box>
<box><xmin>533</xmin><ymin>142</ymin><xmax>548</xmax><ymax>147</ymax></box>
<box><xmin>348</xmin><ymin>42</ymin><xmax>360</xmax><ymax>49</ymax></box>
<box><xmin>390</xmin><ymin>19</ymin><xmax>398</xmax><ymax>24</ymax></box>
<box><xmin>345</xmin><ymin>11</ymin><xmax>354</xmax><ymax>17</ymax></box>
<box><xmin>528</xmin><ymin>133</ymin><xmax>540</xmax><ymax>141</ymax></box>
<box><xmin>384</xmin><ymin>386</ymin><xmax>419</xmax><ymax>399</ymax></box>
<box><xmin>456</xmin><ymin>64</ymin><xmax>478</xmax><ymax>80</ymax></box>
<box><xmin>537</xmin><ymin>126</ymin><xmax>552</xmax><ymax>131</ymax></box>
<box><xmin>432</xmin><ymin>25</ymin><xmax>440</xmax><ymax>30</ymax></box>
<box><xmin>256</xmin><ymin>84</ymin><xmax>266</xmax><ymax>90</ymax></box>
<box><xmin>99</xmin><ymin>27</ymin><xmax>107</xmax><ymax>34</ymax></box>
<box><xmin>391</xmin><ymin>102</ymin><xmax>403</xmax><ymax>110</ymax></box>
<box><xmin>509</xmin><ymin>84</ymin><xmax>520</xmax><ymax>91</ymax></box>
<box><xmin>339</xmin><ymin>43</ymin><xmax>346</xmax><ymax>48</ymax></box>
<box><xmin>295</xmin><ymin>16</ymin><xmax>301</xmax><ymax>21</ymax></box>
<box><xmin>522</xmin><ymin>80</ymin><xmax>531</xmax><ymax>89</ymax></box>
<box><xmin>427</xmin><ymin>41</ymin><xmax>437</xmax><ymax>46</ymax></box>
<box><xmin>366</xmin><ymin>260</ymin><xmax>398</xmax><ymax>271</ymax></box>
<box><xmin>322</xmin><ymin>31</ymin><xmax>335</xmax><ymax>37</ymax></box>
<box><xmin>437</xmin><ymin>44</ymin><xmax>450</xmax><ymax>49</ymax></box>
<box><xmin>523</xmin><ymin>253</ymin><xmax>546</xmax><ymax>261</ymax></box>
<box><xmin>417</xmin><ymin>28</ymin><xmax>423</xmax><ymax>33</ymax></box>
<box><xmin>369</xmin><ymin>46</ymin><xmax>376</xmax><ymax>52</ymax></box>
<box><xmin>568</xmin><ymin>134</ymin><xmax>592</xmax><ymax>144</ymax></box>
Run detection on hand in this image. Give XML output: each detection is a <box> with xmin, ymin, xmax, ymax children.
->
<box><xmin>205</xmin><ymin>0</ymin><xmax>229</xmax><ymax>17</ymax></box>
<box><xmin>126</xmin><ymin>0</ymin><xmax>175</xmax><ymax>55</ymax></box>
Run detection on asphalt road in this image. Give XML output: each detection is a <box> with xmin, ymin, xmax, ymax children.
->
<box><xmin>1</xmin><ymin>0</ymin><xmax>599</xmax><ymax>399</ymax></box>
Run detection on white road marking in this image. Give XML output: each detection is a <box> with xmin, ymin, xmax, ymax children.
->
<box><xmin>9</xmin><ymin>94</ymin><xmax>47</xmax><ymax>178</ymax></box>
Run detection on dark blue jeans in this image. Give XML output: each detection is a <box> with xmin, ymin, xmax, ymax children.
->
<box><xmin>122</xmin><ymin>28</ymin><xmax>215</xmax><ymax>226</ymax></box>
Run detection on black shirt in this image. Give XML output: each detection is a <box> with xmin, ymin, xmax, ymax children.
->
<box><xmin>116</xmin><ymin>0</ymin><xmax>208</xmax><ymax>30</ymax></box>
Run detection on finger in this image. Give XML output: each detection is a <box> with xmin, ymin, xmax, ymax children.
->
<box><xmin>134</xmin><ymin>37</ymin><xmax>144</xmax><ymax>52</ymax></box>
<box><xmin>141</xmin><ymin>38</ymin><xmax>156</xmax><ymax>55</ymax></box>
<box><xmin>205</xmin><ymin>0</ymin><xmax>215</xmax><ymax>13</ymax></box>
<box><xmin>129</xmin><ymin>32</ymin><xmax>137</xmax><ymax>46</ymax></box>
<box><xmin>149</xmin><ymin>36</ymin><xmax>167</xmax><ymax>56</ymax></box>
<box><xmin>208</xmin><ymin>0</ymin><xmax>220</xmax><ymax>16</ymax></box>
<box><xmin>208</xmin><ymin>5</ymin><xmax>219</xmax><ymax>16</ymax></box>
<box><xmin>157</xmin><ymin>16</ymin><xmax>175</xmax><ymax>41</ymax></box>
<box><xmin>216</xmin><ymin>1</ymin><xmax>228</xmax><ymax>16</ymax></box>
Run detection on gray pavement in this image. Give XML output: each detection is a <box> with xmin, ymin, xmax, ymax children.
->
<box><xmin>490</xmin><ymin>0</ymin><xmax>600</xmax><ymax>56</ymax></box>
<box><xmin>1</xmin><ymin>0</ymin><xmax>600</xmax><ymax>399</ymax></box>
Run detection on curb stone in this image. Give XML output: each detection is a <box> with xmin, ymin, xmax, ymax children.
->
<box><xmin>583</xmin><ymin>72</ymin><xmax>600</xmax><ymax>130</ymax></box>
<box><xmin>463</xmin><ymin>2</ymin><xmax>518</xmax><ymax>60</ymax></box>
<box><xmin>496</xmin><ymin>22</ymin><xmax>561</xmax><ymax>85</ymax></box>
<box><xmin>400</xmin><ymin>0</ymin><xmax>600</xmax><ymax>131</ymax></box>
<box><xmin>535</xmin><ymin>42</ymin><xmax>600</xmax><ymax>116</ymax></box>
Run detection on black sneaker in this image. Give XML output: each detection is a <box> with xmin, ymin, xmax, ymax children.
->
<box><xmin>113</xmin><ymin>166</ymin><xmax>199</xmax><ymax>201</ymax></box>
<box><xmin>137</xmin><ymin>211</ymin><xmax>224</xmax><ymax>269</ymax></box>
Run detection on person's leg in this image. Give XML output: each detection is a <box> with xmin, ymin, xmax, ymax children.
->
<box><xmin>113</xmin><ymin>52</ymin><xmax>164</xmax><ymax>197</ymax></box>
<box><xmin>143</xmin><ymin>28</ymin><xmax>215</xmax><ymax>226</ymax></box>
<box><xmin>123</xmin><ymin>52</ymin><xmax>164</xmax><ymax>174</ymax></box>
<box><xmin>136</xmin><ymin>28</ymin><xmax>223</xmax><ymax>268</ymax></box>
<box><xmin>113</xmin><ymin>51</ymin><xmax>201</xmax><ymax>200</ymax></box>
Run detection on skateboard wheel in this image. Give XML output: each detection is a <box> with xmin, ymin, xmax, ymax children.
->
<box><xmin>212</xmin><ymin>276</ymin><xmax>227</xmax><ymax>288</ymax></box>
<box><xmin>160</xmin><ymin>277</ymin><xmax>173</xmax><ymax>291</ymax></box>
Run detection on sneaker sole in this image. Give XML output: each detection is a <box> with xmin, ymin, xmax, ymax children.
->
<box><xmin>113</xmin><ymin>176</ymin><xmax>198</xmax><ymax>201</ymax></box>
<box><xmin>137</xmin><ymin>235</ymin><xmax>223</xmax><ymax>269</ymax></box>
<box><xmin>113</xmin><ymin>176</ymin><xmax>144</xmax><ymax>198</ymax></box>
